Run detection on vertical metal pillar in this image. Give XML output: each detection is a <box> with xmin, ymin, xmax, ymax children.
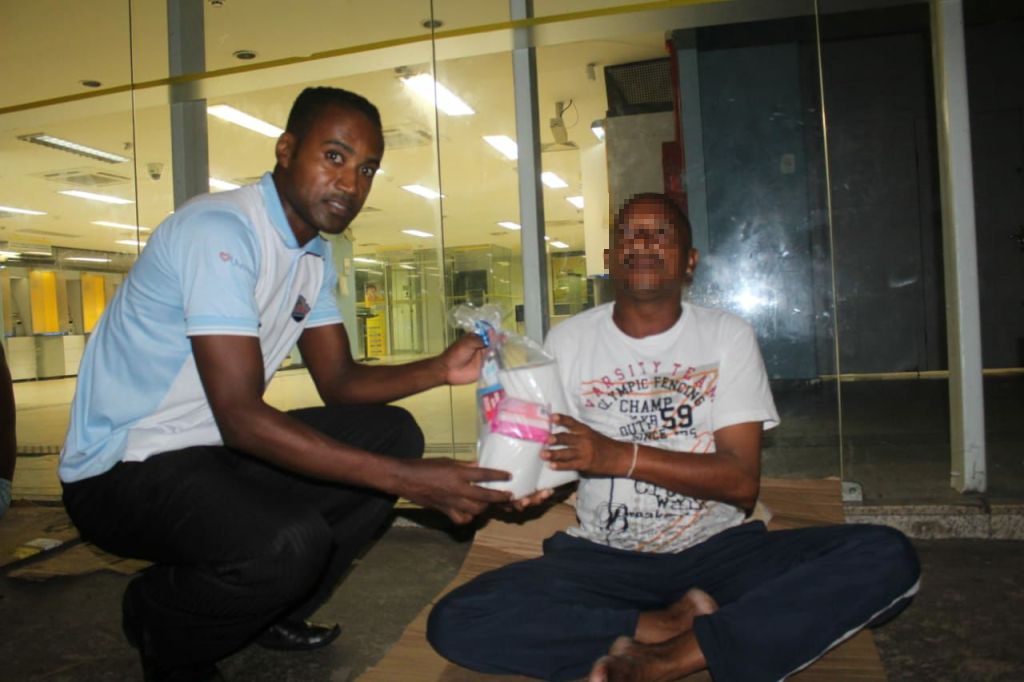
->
<box><xmin>167</xmin><ymin>0</ymin><xmax>209</xmax><ymax>208</ymax></box>
<box><xmin>931</xmin><ymin>0</ymin><xmax>986</xmax><ymax>492</ymax></box>
<box><xmin>510</xmin><ymin>0</ymin><xmax>549</xmax><ymax>345</ymax></box>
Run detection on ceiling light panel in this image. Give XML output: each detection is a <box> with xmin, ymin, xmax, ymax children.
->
<box><xmin>483</xmin><ymin>135</ymin><xmax>518</xmax><ymax>160</ymax></box>
<box><xmin>58</xmin><ymin>190</ymin><xmax>133</xmax><ymax>205</ymax></box>
<box><xmin>207</xmin><ymin>105</ymin><xmax>284</xmax><ymax>137</ymax></box>
<box><xmin>566</xmin><ymin>195</ymin><xmax>584</xmax><ymax>209</ymax></box>
<box><xmin>400</xmin><ymin>184</ymin><xmax>443</xmax><ymax>200</ymax></box>
<box><xmin>209</xmin><ymin>178</ymin><xmax>241</xmax><ymax>191</ymax></box>
<box><xmin>402</xmin><ymin>229</ymin><xmax>434</xmax><ymax>238</ymax></box>
<box><xmin>0</xmin><ymin>205</ymin><xmax>46</xmax><ymax>216</ymax></box>
<box><xmin>541</xmin><ymin>172</ymin><xmax>568</xmax><ymax>189</ymax></box>
<box><xmin>18</xmin><ymin>133</ymin><xmax>129</xmax><ymax>163</ymax></box>
<box><xmin>92</xmin><ymin>221</ymin><xmax>151</xmax><ymax>232</ymax></box>
<box><xmin>401</xmin><ymin>74</ymin><xmax>474</xmax><ymax>116</ymax></box>
<box><xmin>497</xmin><ymin>221</ymin><xmax>521</xmax><ymax>230</ymax></box>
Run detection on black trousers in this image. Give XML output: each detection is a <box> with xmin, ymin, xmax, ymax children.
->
<box><xmin>62</xmin><ymin>404</ymin><xmax>424</xmax><ymax>668</ymax></box>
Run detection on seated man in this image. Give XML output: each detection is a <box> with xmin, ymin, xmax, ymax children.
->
<box><xmin>0</xmin><ymin>343</ymin><xmax>14</xmax><ymax>518</ymax></box>
<box><xmin>427</xmin><ymin>193</ymin><xmax>920</xmax><ymax>682</ymax></box>
<box><xmin>59</xmin><ymin>86</ymin><xmax>512</xmax><ymax>682</ymax></box>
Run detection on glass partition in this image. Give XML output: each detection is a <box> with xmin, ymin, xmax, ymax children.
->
<box><xmin>964</xmin><ymin>0</ymin><xmax>1024</xmax><ymax>500</ymax></box>
<box><xmin>3</xmin><ymin>0</ymin><xmax>1014</xmax><ymax>504</ymax></box>
<box><xmin>533</xmin><ymin>0</ymin><xmax>843</xmax><ymax>483</ymax></box>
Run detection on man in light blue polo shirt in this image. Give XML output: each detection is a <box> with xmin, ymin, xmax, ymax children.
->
<box><xmin>60</xmin><ymin>87</ymin><xmax>513</xmax><ymax>682</ymax></box>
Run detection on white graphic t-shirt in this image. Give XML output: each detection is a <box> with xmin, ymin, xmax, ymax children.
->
<box><xmin>544</xmin><ymin>301</ymin><xmax>779</xmax><ymax>553</ymax></box>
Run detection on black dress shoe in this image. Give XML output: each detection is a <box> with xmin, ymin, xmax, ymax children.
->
<box><xmin>256</xmin><ymin>620</ymin><xmax>342</xmax><ymax>651</ymax></box>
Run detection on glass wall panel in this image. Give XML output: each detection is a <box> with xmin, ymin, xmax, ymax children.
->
<box><xmin>2</xmin><ymin>2</ymin><xmax>145</xmax><ymax>500</ymax></box>
<box><xmin>532</xmin><ymin>0</ymin><xmax>843</xmax><ymax>482</ymax></box>
<box><xmin>819</xmin><ymin>2</ymin><xmax>951</xmax><ymax>503</ymax></box>
<box><xmin>964</xmin><ymin>0</ymin><xmax>1024</xmax><ymax>499</ymax></box>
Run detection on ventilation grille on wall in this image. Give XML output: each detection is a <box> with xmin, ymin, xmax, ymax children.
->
<box><xmin>382</xmin><ymin>125</ymin><xmax>433</xmax><ymax>150</ymax></box>
<box><xmin>37</xmin><ymin>168</ymin><xmax>132</xmax><ymax>187</ymax></box>
<box><xmin>604</xmin><ymin>57</ymin><xmax>674</xmax><ymax>117</ymax></box>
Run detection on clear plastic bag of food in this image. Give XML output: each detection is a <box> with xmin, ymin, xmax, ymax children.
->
<box><xmin>450</xmin><ymin>304</ymin><xmax>579</xmax><ymax>496</ymax></box>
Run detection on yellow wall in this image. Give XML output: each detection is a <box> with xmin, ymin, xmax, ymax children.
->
<box><xmin>81</xmin><ymin>273</ymin><xmax>107</xmax><ymax>333</ymax></box>
<box><xmin>29</xmin><ymin>271</ymin><xmax>59</xmax><ymax>333</ymax></box>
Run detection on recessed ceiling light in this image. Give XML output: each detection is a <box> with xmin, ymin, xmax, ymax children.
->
<box><xmin>402</xmin><ymin>229</ymin><xmax>434</xmax><ymax>238</ymax></box>
<box><xmin>0</xmin><ymin>250</ymin><xmax>21</xmax><ymax>259</ymax></box>
<box><xmin>207</xmin><ymin>105</ymin><xmax>283</xmax><ymax>138</ymax></box>
<box><xmin>233</xmin><ymin>49</ymin><xmax>257</xmax><ymax>60</ymax></box>
<box><xmin>353</xmin><ymin>257</ymin><xmax>381</xmax><ymax>264</ymax></box>
<box><xmin>92</xmin><ymin>221</ymin><xmax>151</xmax><ymax>232</ymax></box>
<box><xmin>421</xmin><ymin>18</ymin><xmax>443</xmax><ymax>29</ymax></box>
<box><xmin>59</xmin><ymin>190</ymin><xmax>134</xmax><ymax>205</ymax></box>
<box><xmin>566</xmin><ymin>195</ymin><xmax>584</xmax><ymax>209</ymax></box>
<box><xmin>209</xmin><ymin>177</ymin><xmax>241</xmax><ymax>191</ymax></box>
<box><xmin>66</xmin><ymin>256</ymin><xmax>112</xmax><ymax>263</ymax></box>
<box><xmin>551</xmin><ymin>240</ymin><xmax>570</xmax><ymax>249</ymax></box>
<box><xmin>541</xmin><ymin>172</ymin><xmax>568</xmax><ymax>189</ymax></box>
<box><xmin>497</xmin><ymin>221</ymin><xmax>521</xmax><ymax>230</ymax></box>
<box><xmin>0</xmin><ymin>205</ymin><xmax>46</xmax><ymax>216</ymax></box>
<box><xmin>116</xmin><ymin>239</ymin><xmax>147</xmax><ymax>247</ymax></box>
<box><xmin>400</xmin><ymin>74</ymin><xmax>474</xmax><ymax>116</ymax></box>
<box><xmin>483</xmin><ymin>135</ymin><xmax>518</xmax><ymax>160</ymax></box>
<box><xmin>19</xmin><ymin>133</ymin><xmax>129</xmax><ymax>164</ymax></box>
<box><xmin>400</xmin><ymin>184</ymin><xmax>444</xmax><ymax>200</ymax></box>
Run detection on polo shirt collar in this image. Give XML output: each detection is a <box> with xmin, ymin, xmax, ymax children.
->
<box><xmin>259</xmin><ymin>172</ymin><xmax>327</xmax><ymax>257</ymax></box>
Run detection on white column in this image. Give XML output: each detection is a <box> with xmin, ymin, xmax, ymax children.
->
<box><xmin>930</xmin><ymin>0</ymin><xmax>986</xmax><ymax>493</ymax></box>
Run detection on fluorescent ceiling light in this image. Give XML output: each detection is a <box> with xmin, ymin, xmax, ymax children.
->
<box><xmin>541</xmin><ymin>172</ymin><xmax>568</xmax><ymax>189</ymax></box>
<box><xmin>59</xmin><ymin>190</ymin><xmax>133</xmax><ymax>205</ymax></box>
<box><xmin>92</xmin><ymin>221</ymin><xmax>151</xmax><ymax>232</ymax></box>
<box><xmin>400</xmin><ymin>184</ymin><xmax>443</xmax><ymax>200</ymax></box>
<box><xmin>497</xmin><ymin>221</ymin><xmax>521</xmax><ymax>231</ymax></box>
<box><xmin>401</xmin><ymin>74</ymin><xmax>474</xmax><ymax>116</ymax></box>
<box><xmin>402</xmin><ymin>229</ymin><xmax>434</xmax><ymax>238</ymax></box>
<box><xmin>483</xmin><ymin>135</ymin><xmax>518</xmax><ymax>160</ymax></box>
<box><xmin>207</xmin><ymin>104</ymin><xmax>284</xmax><ymax>137</ymax></box>
<box><xmin>66</xmin><ymin>256</ymin><xmax>112</xmax><ymax>263</ymax></box>
<box><xmin>590</xmin><ymin>119</ymin><xmax>606</xmax><ymax>141</ymax></box>
<box><xmin>566</xmin><ymin>195</ymin><xmax>584</xmax><ymax>209</ymax></box>
<box><xmin>209</xmin><ymin>177</ymin><xmax>241</xmax><ymax>191</ymax></box>
<box><xmin>400</xmin><ymin>264</ymin><xmax>416</xmax><ymax>270</ymax></box>
<box><xmin>353</xmin><ymin>257</ymin><xmax>380</xmax><ymax>264</ymax></box>
<box><xmin>116</xmin><ymin>239</ymin><xmax>146</xmax><ymax>247</ymax></box>
<box><xmin>0</xmin><ymin>251</ymin><xmax>21</xmax><ymax>259</ymax></box>
<box><xmin>551</xmin><ymin>240</ymin><xmax>570</xmax><ymax>249</ymax></box>
<box><xmin>18</xmin><ymin>133</ymin><xmax>129</xmax><ymax>163</ymax></box>
<box><xmin>0</xmin><ymin>205</ymin><xmax>46</xmax><ymax>216</ymax></box>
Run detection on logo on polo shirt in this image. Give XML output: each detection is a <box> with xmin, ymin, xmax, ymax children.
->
<box><xmin>291</xmin><ymin>294</ymin><xmax>311</xmax><ymax>322</ymax></box>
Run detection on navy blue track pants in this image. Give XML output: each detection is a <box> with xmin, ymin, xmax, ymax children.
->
<box><xmin>428</xmin><ymin>520</ymin><xmax>919</xmax><ymax>681</ymax></box>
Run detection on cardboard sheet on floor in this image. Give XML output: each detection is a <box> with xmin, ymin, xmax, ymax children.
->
<box><xmin>1</xmin><ymin>503</ymin><xmax>149</xmax><ymax>579</ymax></box>
<box><xmin>361</xmin><ymin>478</ymin><xmax>887</xmax><ymax>682</ymax></box>
<box><xmin>0</xmin><ymin>504</ymin><xmax>78</xmax><ymax>568</ymax></box>
<box><xmin>6</xmin><ymin>542</ymin><xmax>150</xmax><ymax>581</ymax></box>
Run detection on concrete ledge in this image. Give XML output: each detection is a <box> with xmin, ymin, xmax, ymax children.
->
<box><xmin>845</xmin><ymin>503</ymin><xmax>1024</xmax><ymax>539</ymax></box>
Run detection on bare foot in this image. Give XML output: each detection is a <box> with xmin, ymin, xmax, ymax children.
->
<box><xmin>589</xmin><ymin>632</ymin><xmax>705</xmax><ymax>682</ymax></box>
<box><xmin>635</xmin><ymin>588</ymin><xmax>719</xmax><ymax>643</ymax></box>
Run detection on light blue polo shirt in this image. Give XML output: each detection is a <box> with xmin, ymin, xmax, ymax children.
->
<box><xmin>59</xmin><ymin>173</ymin><xmax>343</xmax><ymax>483</ymax></box>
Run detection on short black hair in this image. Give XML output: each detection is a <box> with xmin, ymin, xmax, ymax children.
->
<box><xmin>285</xmin><ymin>87</ymin><xmax>383</xmax><ymax>143</ymax></box>
<box><xmin>612</xmin><ymin>192</ymin><xmax>692</xmax><ymax>248</ymax></box>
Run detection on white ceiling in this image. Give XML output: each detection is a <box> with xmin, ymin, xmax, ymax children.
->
<box><xmin>0</xmin><ymin>0</ymin><xmax>904</xmax><ymax>262</ymax></box>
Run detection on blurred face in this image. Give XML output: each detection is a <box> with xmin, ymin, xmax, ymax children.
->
<box><xmin>273</xmin><ymin>104</ymin><xmax>383</xmax><ymax>245</ymax></box>
<box><xmin>606</xmin><ymin>200</ymin><xmax>697</xmax><ymax>299</ymax></box>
